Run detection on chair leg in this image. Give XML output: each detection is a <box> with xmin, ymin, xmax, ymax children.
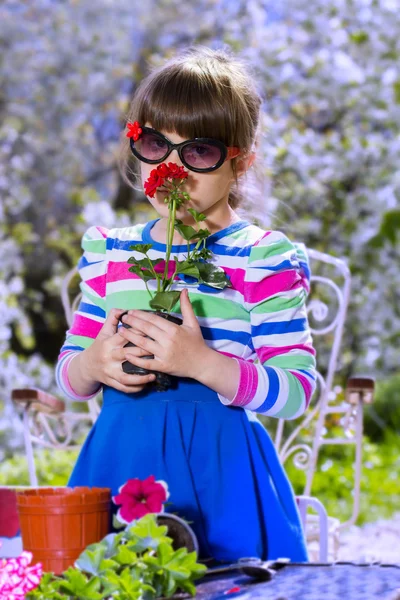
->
<box><xmin>296</xmin><ymin>495</ymin><xmax>329</xmax><ymax>562</ymax></box>
<box><xmin>22</xmin><ymin>407</ymin><xmax>38</xmax><ymax>487</ymax></box>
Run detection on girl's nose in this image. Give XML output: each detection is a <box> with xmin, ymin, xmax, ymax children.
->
<box><xmin>168</xmin><ymin>149</ymin><xmax>184</xmax><ymax>167</ymax></box>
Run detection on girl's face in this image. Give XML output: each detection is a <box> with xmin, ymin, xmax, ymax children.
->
<box><xmin>139</xmin><ymin>125</ymin><xmax>242</xmax><ymax>221</ymax></box>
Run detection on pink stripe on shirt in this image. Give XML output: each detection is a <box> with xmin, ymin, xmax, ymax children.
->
<box><xmin>69</xmin><ymin>314</ymin><xmax>103</xmax><ymax>339</ymax></box>
<box><xmin>245</xmin><ymin>271</ymin><xmax>302</xmax><ymax>304</ymax></box>
<box><xmin>223</xmin><ymin>267</ymin><xmax>245</xmax><ymax>294</ymax></box>
<box><xmin>258</xmin><ymin>344</ymin><xmax>316</xmax><ymax>364</ymax></box>
<box><xmin>108</xmin><ymin>260</ymin><xmax>179</xmax><ymax>283</ymax></box>
<box><xmin>85</xmin><ymin>274</ymin><xmax>106</xmax><ymax>297</ymax></box>
<box><xmin>289</xmin><ymin>370</ymin><xmax>313</xmax><ymax>407</ymax></box>
<box><xmin>62</xmin><ymin>354</ymin><xmax>101</xmax><ymax>400</ymax></box>
<box><xmin>96</xmin><ymin>226</ymin><xmax>108</xmax><ymax>238</ymax></box>
<box><xmin>231</xmin><ymin>359</ymin><xmax>258</xmax><ymax>407</ymax></box>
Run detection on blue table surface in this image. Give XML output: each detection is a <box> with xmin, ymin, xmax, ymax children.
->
<box><xmin>194</xmin><ymin>564</ymin><xmax>400</xmax><ymax>600</ymax></box>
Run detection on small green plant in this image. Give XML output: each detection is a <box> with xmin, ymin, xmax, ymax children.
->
<box><xmin>27</xmin><ymin>513</ymin><xmax>207</xmax><ymax>600</ymax></box>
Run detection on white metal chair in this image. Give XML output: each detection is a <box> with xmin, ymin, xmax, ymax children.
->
<box><xmin>10</xmin><ymin>248</ymin><xmax>375</xmax><ymax>562</ymax></box>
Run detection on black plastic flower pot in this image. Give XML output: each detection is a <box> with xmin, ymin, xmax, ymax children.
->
<box><xmin>118</xmin><ymin>310</ymin><xmax>182</xmax><ymax>392</ymax></box>
<box><xmin>155</xmin><ymin>513</ymin><xmax>199</xmax><ymax>554</ymax></box>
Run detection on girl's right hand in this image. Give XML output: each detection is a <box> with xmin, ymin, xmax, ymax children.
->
<box><xmin>81</xmin><ymin>308</ymin><xmax>156</xmax><ymax>394</ymax></box>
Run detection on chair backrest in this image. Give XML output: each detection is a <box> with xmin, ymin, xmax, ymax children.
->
<box><xmin>61</xmin><ymin>249</ymin><xmax>352</xmax><ymax>498</ymax></box>
<box><xmin>274</xmin><ymin>248</ymin><xmax>352</xmax><ymax>496</ymax></box>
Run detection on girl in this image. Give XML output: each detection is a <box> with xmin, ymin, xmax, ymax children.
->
<box><xmin>57</xmin><ymin>46</ymin><xmax>316</xmax><ymax>563</ymax></box>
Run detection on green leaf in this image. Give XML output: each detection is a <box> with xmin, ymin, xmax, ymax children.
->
<box><xmin>128</xmin><ymin>265</ymin><xmax>155</xmax><ymax>282</ymax></box>
<box><xmin>123</xmin><ymin>513</ymin><xmax>170</xmax><ymax>551</ymax></box>
<box><xmin>58</xmin><ymin>568</ymin><xmax>103</xmax><ymax>599</ymax></box>
<box><xmin>191</xmin><ymin>227</ymin><xmax>210</xmax><ymax>241</ymax></box>
<box><xmin>75</xmin><ymin>543</ymin><xmax>118</xmax><ymax>576</ymax></box>
<box><xmin>149</xmin><ymin>291</ymin><xmax>182</xmax><ymax>312</ymax></box>
<box><xmin>174</xmin><ymin>222</ymin><xmax>199</xmax><ymax>241</ymax></box>
<box><xmin>196</xmin><ymin>263</ymin><xmax>231</xmax><ymax>289</ymax></box>
<box><xmin>194</xmin><ymin>247</ymin><xmax>213</xmax><ymax>261</ymax></box>
<box><xmin>128</xmin><ymin>257</ymin><xmax>163</xmax><ymax>269</ymax></box>
<box><xmin>175</xmin><ymin>261</ymin><xmax>200</xmax><ymax>278</ymax></box>
<box><xmin>114</xmin><ymin>543</ymin><xmax>138</xmax><ymax>566</ymax></box>
<box><xmin>187</xmin><ymin>208</ymin><xmax>206</xmax><ymax>223</ymax></box>
<box><xmin>128</xmin><ymin>243</ymin><xmax>153</xmax><ymax>254</ymax></box>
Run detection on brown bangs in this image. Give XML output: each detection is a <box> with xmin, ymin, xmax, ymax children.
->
<box><xmin>134</xmin><ymin>67</ymin><xmax>239</xmax><ymax>147</ymax></box>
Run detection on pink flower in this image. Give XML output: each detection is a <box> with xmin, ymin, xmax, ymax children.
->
<box><xmin>112</xmin><ymin>475</ymin><xmax>169</xmax><ymax>524</ymax></box>
<box><xmin>0</xmin><ymin>545</ymin><xmax>42</xmax><ymax>600</ymax></box>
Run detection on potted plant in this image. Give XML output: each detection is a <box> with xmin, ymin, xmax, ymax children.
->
<box><xmin>23</xmin><ymin>476</ymin><xmax>206</xmax><ymax>600</ymax></box>
<box><xmin>112</xmin><ymin>475</ymin><xmax>199</xmax><ymax>555</ymax></box>
<box><xmin>120</xmin><ymin>122</ymin><xmax>231</xmax><ymax>391</ymax></box>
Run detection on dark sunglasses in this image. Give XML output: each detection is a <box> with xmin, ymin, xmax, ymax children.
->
<box><xmin>129</xmin><ymin>127</ymin><xmax>240</xmax><ymax>173</ymax></box>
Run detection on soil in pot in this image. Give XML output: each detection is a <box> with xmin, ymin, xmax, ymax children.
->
<box><xmin>118</xmin><ymin>310</ymin><xmax>182</xmax><ymax>392</ymax></box>
<box><xmin>16</xmin><ymin>486</ymin><xmax>111</xmax><ymax>574</ymax></box>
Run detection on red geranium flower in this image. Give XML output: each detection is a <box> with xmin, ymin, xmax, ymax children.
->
<box><xmin>143</xmin><ymin>163</ymin><xmax>188</xmax><ymax>198</ymax></box>
<box><xmin>112</xmin><ymin>475</ymin><xmax>169</xmax><ymax>524</ymax></box>
<box><xmin>144</xmin><ymin>169</ymin><xmax>165</xmax><ymax>198</ymax></box>
<box><xmin>126</xmin><ymin>121</ymin><xmax>142</xmax><ymax>141</ymax></box>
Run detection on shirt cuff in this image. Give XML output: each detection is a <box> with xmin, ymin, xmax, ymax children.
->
<box><xmin>217</xmin><ymin>358</ymin><xmax>259</xmax><ymax>408</ymax></box>
<box><xmin>59</xmin><ymin>352</ymin><xmax>102</xmax><ymax>401</ymax></box>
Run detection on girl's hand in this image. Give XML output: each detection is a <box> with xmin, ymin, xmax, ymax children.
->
<box><xmin>119</xmin><ymin>289</ymin><xmax>212</xmax><ymax>380</ymax></box>
<box><xmin>80</xmin><ymin>308</ymin><xmax>157</xmax><ymax>394</ymax></box>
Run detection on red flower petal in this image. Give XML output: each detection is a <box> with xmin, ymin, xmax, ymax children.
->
<box><xmin>126</xmin><ymin>121</ymin><xmax>142</xmax><ymax>141</ymax></box>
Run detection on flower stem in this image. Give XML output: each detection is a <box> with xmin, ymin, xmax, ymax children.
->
<box><xmin>162</xmin><ymin>191</ymin><xmax>177</xmax><ymax>292</ymax></box>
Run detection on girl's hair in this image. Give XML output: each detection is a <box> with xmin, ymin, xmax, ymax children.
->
<box><xmin>118</xmin><ymin>46</ymin><xmax>262</xmax><ymax>209</ymax></box>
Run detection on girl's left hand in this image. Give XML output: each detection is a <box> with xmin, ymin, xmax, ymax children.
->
<box><xmin>119</xmin><ymin>288</ymin><xmax>212</xmax><ymax>379</ymax></box>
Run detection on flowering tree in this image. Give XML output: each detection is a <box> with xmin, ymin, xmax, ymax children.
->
<box><xmin>1</xmin><ymin>0</ymin><xmax>399</xmax><ymax>459</ymax></box>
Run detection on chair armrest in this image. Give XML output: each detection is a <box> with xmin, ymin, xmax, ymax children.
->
<box><xmin>345</xmin><ymin>376</ymin><xmax>375</xmax><ymax>405</ymax></box>
<box><xmin>11</xmin><ymin>388</ymin><xmax>66</xmax><ymax>415</ymax></box>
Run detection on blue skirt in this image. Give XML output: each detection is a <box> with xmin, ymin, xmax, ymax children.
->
<box><xmin>69</xmin><ymin>378</ymin><xmax>308</xmax><ymax>562</ymax></box>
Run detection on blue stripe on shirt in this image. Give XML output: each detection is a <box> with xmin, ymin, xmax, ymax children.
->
<box><xmin>252</xmin><ymin>318</ymin><xmax>307</xmax><ymax>337</ymax></box>
<box><xmin>257</xmin><ymin>367</ymin><xmax>280</xmax><ymax>412</ymax></box>
<box><xmin>200</xmin><ymin>326</ymin><xmax>251</xmax><ymax>345</ymax></box>
<box><xmin>78</xmin><ymin>301</ymin><xmax>106</xmax><ymax>318</ymax></box>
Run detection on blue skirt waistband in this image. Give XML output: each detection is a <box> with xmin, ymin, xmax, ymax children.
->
<box><xmin>102</xmin><ymin>377</ymin><xmax>222</xmax><ymax>407</ymax></box>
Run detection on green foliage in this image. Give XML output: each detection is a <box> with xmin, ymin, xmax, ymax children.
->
<box><xmin>286</xmin><ymin>431</ymin><xmax>400</xmax><ymax>525</ymax></box>
<box><xmin>27</xmin><ymin>514</ymin><xmax>206</xmax><ymax>600</ymax></box>
<box><xmin>0</xmin><ymin>449</ymin><xmax>78</xmax><ymax>487</ymax></box>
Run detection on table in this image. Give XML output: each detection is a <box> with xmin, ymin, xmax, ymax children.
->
<box><xmin>194</xmin><ymin>563</ymin><xmax>400</xmax><ymax>599</ymax></box>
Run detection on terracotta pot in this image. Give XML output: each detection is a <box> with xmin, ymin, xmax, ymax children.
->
<box><xmin>16</xmin><ymin>486</ymin><xmax>111</xmax><ymax>574</ymax></box>
<box><xmin>119</xmin><ymin>310</ymin><xmax>183</xmax><ymax>391</ymax></box>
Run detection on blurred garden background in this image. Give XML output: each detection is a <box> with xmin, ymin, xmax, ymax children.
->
<box><xmin>1</xmin><ymin>0</ymin><xmax>399</xmax><ymax>544</ymax></box>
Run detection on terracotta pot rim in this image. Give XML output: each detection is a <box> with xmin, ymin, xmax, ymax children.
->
<box><xmin>16</xmin><ymin>486</ymin><xmax>111</xmax><ymax>505</ymax></box>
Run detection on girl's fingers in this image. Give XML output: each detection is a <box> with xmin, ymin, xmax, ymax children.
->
<box><xmin>123</xmin><ymin>353</ymin><xmax>163</xmax><ymax>373</ymax></box>
<box><xmin>120</xmin><ymin>329</ymin><xmax>159</xmax><ymax>355</ymax></box>
<box><xmin>123</xmin><ymin>310</ymin><xmax>175</xmax><ymax>335</ymax></box>
<box><xmin>111</xmin><ymin>346</ymin><xmax>152</xmax><ymax>362</ymax></box>
<box><xmin>107</xmin><ymin>373</ymin><xmax>156</xmax><ymax>394</ymax></box>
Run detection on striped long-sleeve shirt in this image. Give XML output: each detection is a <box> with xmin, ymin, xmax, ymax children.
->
<box><xmin>56</xmin><ymin>218</ymin><xmax>316</xmax><ymax>419</ymax></box>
